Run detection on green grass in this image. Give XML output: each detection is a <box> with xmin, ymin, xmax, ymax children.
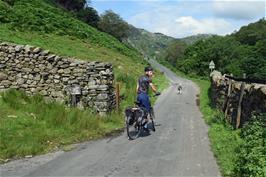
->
<box><xmin>0</xmin><ymin>89</ymin><xmax>124</xmax><ymax>162</ymax></box>
<box><xmin>194</xmin><ymin>79</ymin><xmax>242</xmax><ymax>177</ymax></box>
<box><xmin>150</xmin><ymin>70</ymin><xmax>169</xmax><ymax>104</ymax></box>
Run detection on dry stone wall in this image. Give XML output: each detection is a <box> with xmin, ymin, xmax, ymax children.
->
<box><xmin>0</xmin><ymin>42</ymin><xmax>116</xmax><ymax>114</ymax></box>
<box><xmin>210</xmin><ymin>70</ymin><xmax>266</xmax><ymax>127</ymax></box>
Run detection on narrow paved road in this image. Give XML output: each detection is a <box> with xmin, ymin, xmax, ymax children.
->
<box><xmin>1</xmin><ymin>60</ymin><xmax>221</xmax><ymax>177</ymax></box>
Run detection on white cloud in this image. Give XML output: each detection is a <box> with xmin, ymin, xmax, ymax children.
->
<box><xmin>212</xmin><ymin>1</ymin><xmax>265</xmax><ymax>20</ymax></box>
<box><xmin>128</xmin><ymin>6</ymin><xmax>235</xmax><ymax>38</ymax></box>
<box><xmin>173</xmin><ymin>16</ymin><xmax>234</xmax><ymax>37</ymax></box>
<box><xmin>127</xmin><ymin>1</ymin><xmax>264</xmax><ymax>38</ymax></box>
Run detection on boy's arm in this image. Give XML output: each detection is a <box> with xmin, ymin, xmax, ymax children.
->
<box><xmin>149</xmin><ymin>83</ymin><xmax>157</xmax><ymax>93</ymax></box>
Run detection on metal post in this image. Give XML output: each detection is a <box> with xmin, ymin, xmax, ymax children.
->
<box><xmin>72</xmin><ymin>95</ymin><xmax>77</xmax><ymax>107</ymax></box>
<box><xmin>69</xmin><ymin>85</ymin><xmax>81</xmax><ymax>107</ymax></box>
<box><xmin>209</xmin><ymin>60</ymin><xmax>215</xmax><ymax>73</ymax></box>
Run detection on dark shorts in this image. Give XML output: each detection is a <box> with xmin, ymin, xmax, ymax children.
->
<box><xmin>137</xmin><ymin>92</ymin><xmax>151</xmax><ymax>113</ymax></box>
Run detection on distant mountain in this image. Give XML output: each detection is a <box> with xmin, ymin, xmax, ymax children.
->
<box><xmin>124</xmin><ymin>26</ymin><xmax>177</xmax><ymax>59</ymax></box>
<box><xmin>124</xmin><ymin>26</ymin><xmax>214</xmax><ymax>60</ymax></box>
<box><xmin>179</xmin><ymin>34</ymin><xmax>214</xmax><ymax>45</ymax></box>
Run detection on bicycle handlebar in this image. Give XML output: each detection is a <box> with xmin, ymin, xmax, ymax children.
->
<box><xmin>153</xmin><ymin>92</ymin><xmax>161</xmax><ymax>97</ymax></box>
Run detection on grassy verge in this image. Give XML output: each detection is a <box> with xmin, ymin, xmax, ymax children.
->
<box><xmin>150</xmin><ymin>70</ymin><xmax>169</xmax><ymax>104</ymax></box>
<box><xmin>157</xmin><ymin>59</ymin><xmax>242</xmax><ymax>176</ymax></box>
<box><xmin>0</xmin><ymin>89</ymin><xmax>124</xmax><ymax>162</ymax></box>
<box><xmin>194</xmin><ymin>79</ymin><xmax>242</xmax><ymax>177</ymax></box>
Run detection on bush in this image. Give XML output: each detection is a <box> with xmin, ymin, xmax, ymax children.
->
<box><xmin>0</xmin><ymin>0</ymin><xmax>11</xmax><ymax>23</ymax></box>
<box><xmin>2</xmin><ymin>0</ymin><xmax>15</xmax><ymax>6</ymax></box>
<box><xmin>98</xmin><ymin>10</ymin><xmax>130</xmax><ymax>42</ymax></box>
<box><xmin>235</xmin><ymin>114</ymin><xmax>266</xmax><ymax>177</ymax></box>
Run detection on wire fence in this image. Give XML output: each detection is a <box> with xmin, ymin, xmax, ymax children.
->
<box><xmin>224</xmin><ymin>74</ymin><xmax>266</xmax><ymax>85</ymax></box>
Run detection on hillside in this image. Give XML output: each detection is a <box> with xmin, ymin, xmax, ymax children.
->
<box><xmin>0</xmin><ymin>0</ymin><xmax>141</xmax><ymax>59</ymax></box>
<box><xmin>124</xmin><ymin>25</ymin><xmax>212</xmax><ymax>63</ymax></box>
<box><xmin>124</xmin><ymin>26</ymin><xmax>176</xmax><ymax>59</ymax></box>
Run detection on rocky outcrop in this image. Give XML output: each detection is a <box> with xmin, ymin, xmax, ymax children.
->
<box><xmin>0</xmin><ymin>42</ymin><xmax>116</xmax><ymax>114</ymax></box>
<box><xmin>210</xmin><ymin>71</ymin><xmax>266</xmax><ymax>127</ymax></box>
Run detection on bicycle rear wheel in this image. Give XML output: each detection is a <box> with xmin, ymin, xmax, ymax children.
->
<box><xmin>150</xmin><ymin>108</ymin><xmax>156</xmax><ymax>132</ymax></box>
<box><xmin>126</xmin><ymin>116</ymin><xmax>142</xmax><ymax>140</ymax></box>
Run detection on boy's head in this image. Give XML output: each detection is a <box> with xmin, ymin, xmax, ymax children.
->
<box><xmin>144</xmin><ymin>66</ymin><xmax>153</xmax><ymax>77</ymax></box>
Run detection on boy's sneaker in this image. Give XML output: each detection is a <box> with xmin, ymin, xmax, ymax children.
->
<box><xmin>143</xmin><ymin>123</ymin><xmax>149</xmax><ymax>132</ymax></box>
<box><xmin>144</xmin><ymin>123</ymin><xmax>148</xmax><ymax>129</ymax></box>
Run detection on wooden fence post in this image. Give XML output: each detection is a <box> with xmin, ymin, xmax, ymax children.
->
<box><xmin>224</xmin><ymin>73</ymin><xmax>233</xmax><ymax>122</ymax></box>
<box><xmin>236</xmin><ymin>73</ymin><xmax>246</xmax><ymax>129</ymax></box>
<box><xmin>115</xmin><ymin>83</ymin><xmax>120</xmax><ymax>112</ymax></box>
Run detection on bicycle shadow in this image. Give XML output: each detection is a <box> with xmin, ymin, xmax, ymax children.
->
<box><xmin>138</xmin><ymin>123</ymin><xmax>162</xmax><ymax>138</ymax></box>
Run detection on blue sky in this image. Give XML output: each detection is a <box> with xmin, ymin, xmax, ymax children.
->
<box><xmin>91</xmin><ymin>0</ymin><xmax>266</xmax><ymax>38</ymax></box>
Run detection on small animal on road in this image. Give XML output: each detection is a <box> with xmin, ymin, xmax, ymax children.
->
<box><xmin>177</xmin><ymin>84</ymin><xmax>182</xmax><ymax>94</ymax></box>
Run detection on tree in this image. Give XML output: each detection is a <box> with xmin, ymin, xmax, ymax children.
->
<box><xmin>240</xmin><ymin>40</ymin><xmax>266</xmax><ymax>79</ymax></box>
<box><xmin>2</xmin><ymin>0</ymin><xmax>15</xmax><ymax>6</ymax></box>
<box><xmin>98</xmin><ymin>10</ymin><xmax>130</xmax><ymax>41</ymax></box>
<box><xmin>55</xmin><ymin>0</ymin><xmax>86</xmax><ymax>12</ymax></box>
<box><xmin>0</xmin><ymin>1</ymin><xmax>11</xmax><ymax>23</ymax></box>
<box><xmin>233</xmin><ymin>18</ymin><xmax>266</xmax><ymax>46</ymax></box>
<box><xmin>77</xmin><ymin>6</ymin><xmax>99</xmax><ymax>28</ymax></box>
<box><xmin>161</xmin><ymin>41</ymin><xmax>186</xmax><ymax>66</ymax></box>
